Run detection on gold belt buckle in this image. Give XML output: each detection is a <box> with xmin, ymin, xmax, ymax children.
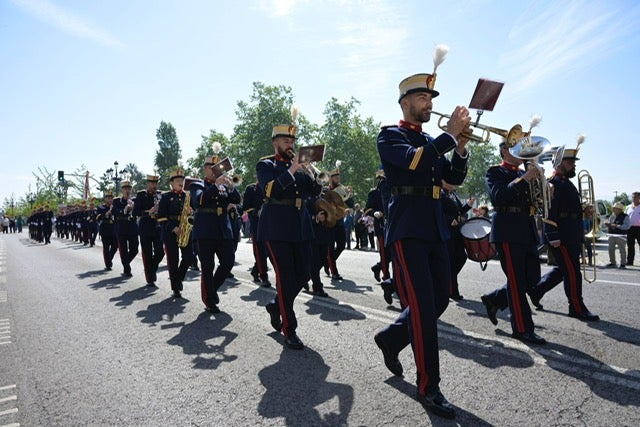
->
<box><xmin>295</xmin><ymin>198</ymin><xmax>302</xmax><ymax>209</ymax></box>
<box><xmin>432</xmin><ymin>185</ymin><xmax>441</xmax><ymax>199</ymax></box>
<box><xmin>530</xmin><ymin>206</ymin><xmax>535</xmax><ymax>216</ymax></box>
<box><xmin>217</xmin><ymin>207</ymin><xmax>223</xmax><ymax>216</ymax></box>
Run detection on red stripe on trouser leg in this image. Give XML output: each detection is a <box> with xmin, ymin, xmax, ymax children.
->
<box><xmin>327</xmin><ymin>248</ymin><xmax>337</xmax><ymax>274</ymax></box>
<box><xmin>394</xmin><ymin>240</ymin><xmax>429</xmax><ymax>393</ymax></box>
<box><xmin>559</xmin><ymin>245</ymin><xmax>582</xmax><ymax>313</ymax></box>
<box><xmin>503</xmin><ymin>242</ymin><xmax>525</xmax><ymax>333</ymax></box>
<box><xmin>196</xmin><ymin>240</ymin><xmax>208</xmax><ymax>306</ymax></box>
<box><xmin>265</xmin><ymin>241</ymin><xmax>289</xmax><ymax>336</ymax></box>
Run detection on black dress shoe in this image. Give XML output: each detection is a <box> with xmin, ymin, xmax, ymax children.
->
<box><xmin>312</xmin><ymin>289</ymin><xmax>329</xmax><ymax>297</ymax></box>
<box><xmin>381</xmin><ymin>280</ymin><xmax>394</xmax><ymax>305</ymax></box>
<box><xmin>122</xmin><ymin>272</ymin><xmax>133</xmax><ymax>278</ymax></box>
<box><xmin>265</xmin><ymin>303</ymin><xmax>282</xmax><ymax>332</ymax></box>
<box><xmin>371</xmin><ymin>264</ymin><xmax>381</xmax><ymax>282</ymax></box>
<box><xmin>172</xmin><ymin>291</ymin><xmax>182</xmax><ymax>298</ymax></box>
<box><xmin>261</xmin><ymin>279</ymin><xmax>272</xmax><ymax>288</ymax></box>
<box><xmin>416</xmin><ymin>389</ymin><xmax>455</xmax><ymax>419</ymax></box>
<box><xmin>569</xmin><ymin>309</ymin><xmax>600</xmax><ymax>321</ymax></box>
<box><xmin>374</xmin><ymin>332</ymin><xmax>403</xmax><ymax>376</ymax></box>
<box><xmin>227</xmin><ymin>272</ymin><xmax>235</xmax><ymax>278</ymax></box>
<box><xmin>512</xmin><ymin>331</ymin><xmax>547</xmax><ymax>345</ymax></box>
<box><xmin>302</xmin><ymin>282</ymin><xmax>310</xmax><ymax>291</ymax></box>
<box><xmin>104</xmin><ymin>266</ymin><xmax>112</xmax><ymax>271</ymax></box>
<box><xmin>450</xmin><ymin>294</ymin><xmax>464</xmax><ymax>301</ymax></box>
<box><xmin>481</xmin><ymin>295</ymin><xmax>498</xmax><ymax>326</ymax></box>
<box><xmin>205</xmin><ymin>305</ymin><xmax>220</xmax><ymax>314</ymax></box>
<box><xmin>250</xmin><ymin>266</ymin><xmax>260</xmax><ymax>282</ymax></box>
<box><xmin>285</xmin><ymin>334</ymin><xmax>304</xmax><ymax>350</ymax></box>
<box><xmin>529</xmin><ymin>292</ymin><xmax>544</xmax><ymax>311</ymax></box>
<box><xmin>146</xmin><ymin>282</ymin><xmax>158</xmax><ymax>288</ymax></box>
<box><xmin>331</xmin><ymin>274</ymin><xmax>343</xmax><ymax>281</ymax></box>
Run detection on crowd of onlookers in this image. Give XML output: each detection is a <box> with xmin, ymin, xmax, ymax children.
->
<box><xmin>1</xmin><ymin>215</ymin><xmax>24</xmax><ymax>233</ymax></box>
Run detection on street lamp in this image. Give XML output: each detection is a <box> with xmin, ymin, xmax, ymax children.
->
<box><xmin>27</xmin><ymin>191</ymin><xmax>35</xmax><ymax>210</ymax></box>
<box><xmin>106</xmin><ymin>161</ymin><xmax>128</xmax><ymax>194</ymax></box>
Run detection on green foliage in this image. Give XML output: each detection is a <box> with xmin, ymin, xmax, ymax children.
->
<box><xmin>187</xmin><ymin>130</ymin><xmax>231</xmax><ymax>177</ymax></box>
<box><xmin>155</xmin><ymin>121</ymin><xmax>182</xmax><ymax>186</ymax></box>
<box><xmin>317</xmin><ymin>97</ymin><xmax>380</xmax><ymax>203</ymax></box>
<box><xmin>123</xmin><ymin>163</ymin><xmax>145</xmax><ymax>193</ymax></box>
<box><xmin>457</xmin><ymin>143</ymin><xmax>500</xmax><ymax>204</ymax></box>
<box><xmin>613</xmin><ymin>192</ymin><xmax>631</xmax><ymax>206</ymax></box>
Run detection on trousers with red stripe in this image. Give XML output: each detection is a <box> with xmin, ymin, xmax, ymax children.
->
<box><xmin>492</xmin><ymin>242</ymin><xmax>540</xmax><ymax>334</ymax></box>
<box><xmin>531</xmin><ymin>243</ymin><xmax>587</xmax><ymax>313</ymax></box>
<box><xmin>377</xmin><ymin>239</ymin><xmax>450</xmax><ymax>394</ymax></box>
<box><xmin>266</xmin><ymin>240</ymin><xmax>310</xmax><ymax>338</ymax></box>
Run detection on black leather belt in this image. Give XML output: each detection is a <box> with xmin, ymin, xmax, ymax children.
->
<box><xmin>495</xmin><ymin>206</ymin><xmax>522</xmax><ymax>213</ymax></box>
<box><xmin>559</xmin><ymin>213</ymin><xmax>580</xmax><ymax>219</ymax></box>
<box><xmin>197</xmin><ymin>208</ymin><xmax>224</xmax><ymax>216</ymax></box>
<box><xmin>391</xmin><ymin>186</ymin><xmax>441</xmax><ymax>199</ymax></box>
<box><xmin>264</xmin><ymin>198</ymin><xmax>303</xmax><ymax>209</ymax></box>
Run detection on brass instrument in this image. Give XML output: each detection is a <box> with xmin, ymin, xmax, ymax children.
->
<box><xmin>578</xmin><ymin>169</ymin><xmax>597</xmax><ymax>283</ymax></box>
<box><xmin>332</xmin><ymin>184</ymin><xmax>353</xmax><ymax>203</ymax></box>
<box><xmin>177</xmin><ymin>178</ymin><xmax>197</xmax><ymax>248</ymax></box>
<box><xmin>506</xmin><ymin>116</ymin><xmax>553</xmax><ymax>218</ymax></box>
<box><xmin>305</xmin><ymin>163</ymin><xmax>329</xmax><ymax>185</ymax></box>
<box><xmin>324</xmin><ymin>190</ymin><xmax>347</xmax><ymax>220</ymax></box>
<box><xmin>232</xmin><ymin>175</ymin><xmax>243</xmax><ymax>187</ymax></box>
<box><xmin>431</xmin><ymin>111</ymin><xmax>520</xmax><ymax>144</ymax></box>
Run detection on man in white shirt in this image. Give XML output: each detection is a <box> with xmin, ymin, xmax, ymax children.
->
<box><xmin>625</xmin><ymin>192</ymin><xmax>640</xmax><ymax>266</ymax></box>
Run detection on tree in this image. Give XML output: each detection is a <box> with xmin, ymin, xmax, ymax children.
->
<box><xmin>186</xmin><ymin>130</ymin><xmax>231</xmax><ymax>177</ymax></box>
<box><xmin>318</xmin><ymin>97</ymin><xmax>380</xmax><ymax>203</ymax></box>
<box><xmin>457</xmin><ymin>142</ymin><xmax>501</xmax><ymax>204</ymax></box>
<box><xmin>155</xmin><ymin>121</ymin><xmax>182</xmax><ymax>185</ymax></box>
<box><xmin>228</xmin><ymin>82</ymin><xmax>316</xmax><ymax>185</ymax></box>
<box><xmin>123</xmin><ymin>163</ymin><xmax>145</xmax><ymax>193</ymax></box>
<box><xmin>613</xmin><ymin>192</ymin><xmax>630</xmax><ymax>206</ymax></box>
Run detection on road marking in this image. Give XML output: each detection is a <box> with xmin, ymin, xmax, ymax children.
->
<box><xmin>0</xmin><ymin>320</ymin><xmax>10</xmax><ymax>345</ymax></box>
<box><xmin>0</xmin><ymin>386</ymin><xmax>16</xmax><ymax>392</ymax></box>
<box><xmin>0</xmin><ymin>396</ymin><xmax>16</xmax><ymax>404</ymax></box>
<box><xmin>235</xmin><ymin>278</ymin><xmax>640</xmax><ymax>391</ymax></box>
<box><xmin>0</xmin><ymin>291</ymin><xmax>6</xmax><ymax>302</ymax></box>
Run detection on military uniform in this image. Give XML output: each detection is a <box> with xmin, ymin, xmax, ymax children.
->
<box><xmin>529</xmin><ymin>146</ymin><xmax>599</xmax><ymax>321</ymax></box>
<box><xmin>375</xmin><ymin>118</ymin><xmax>467</xmax><ymax>397</ymax></box>
<box><xmin>96</xmin><ymin>193</ymin><xmax>118</xmax><ymax>270</ymax></box>
<box><xmin>134</xmin><ymin>176</ymin><xmax>165</xmax><ymax>286</ymax></box>
<box><xmin>441</xmin><ymin>189</ymin><xmax>472</xmax><ymax>299</ymax></box>
<box><xmin>190</xmin><ymin>164</ymin><xmax>241</xmax><ymax>312</ymax></box>
<box><xmin>365</xmin><ymin>173</ymin><xmax>391</xmax><ymax>283</ymax></box>
<box><xmin>243</xmin><ymin>183</ymin><xmax>270</xmax><ymax>285</ymax></box>
<box><xmin>257</xmin><ymin>122</ymin><xmax>322</xmax><ymax>349</ymax></box>
<box><xmin>157</xmin><ymin>170</ymin><xmax>193</xmax><ymax>296</ymax></box>
<box><xmin>482</xmin><ymin>160</ymin><xmax>542</xmax><ymax>338</ymax></box>
<box><xmin>112</xmin><ymin>182</ymin><xmax>139</xmax><ymax>276</ymax></box>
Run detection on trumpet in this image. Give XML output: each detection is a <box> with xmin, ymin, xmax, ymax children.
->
<box><xmin>431</xmin><ymin>110</ymin><xmax>516</xmax><ymax>143</ymax></box>
<box><xmin>306</xmin><ymin>163</ymin><xmax>329</xmax><ymax>185</ymax></box>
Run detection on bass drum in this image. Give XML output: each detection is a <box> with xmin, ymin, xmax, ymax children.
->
<box><xmin>460</xmin><ymin>217</ymin><xmax>496</xmax><ymax>270</ymax></box>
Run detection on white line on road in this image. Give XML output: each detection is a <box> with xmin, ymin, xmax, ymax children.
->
<box><xmin>0</xmin><ymin>408</ymin><xmax>18</xmax><ymax>416</ymax></box>
<box><xmin>0</xmin><ymin>396</ymin><xmax>17</xmax><ymax>404</ymax></box>
<box><xmin>0</xmin><ymin>386</ymin><xmax>16</xmax><ymax>392</ymax></box>
<box><xmin>236</xmin><ymin>278</ymin><xmax>640</xmax><ymax>391</ymax></box>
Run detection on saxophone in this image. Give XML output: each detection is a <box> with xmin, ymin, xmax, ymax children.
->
<box><xmin>177</xmin><ymin>191</ymin><xmax>193</xmax><ymax>248</ymax></box>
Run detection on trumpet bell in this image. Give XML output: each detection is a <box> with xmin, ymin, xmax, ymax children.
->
<box><xmin>510</xmin><ymin>135</ymin><xmax>552</xmax><ymax>160</ymax></box>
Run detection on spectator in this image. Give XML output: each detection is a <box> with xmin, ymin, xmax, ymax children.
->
<box><xmin>606</xmin><ymin>202</ymin><xmax>630</xmax><ymax>268</ymax></box>
<box><xmin>625</xmin><ymin>192</ymin><xmax>640</xmax><ymax>266</ymax></box>
<box><xmin>343</xmin><ymin>208</ymin><xmax>354</xmax><ymax>250</ymax></box>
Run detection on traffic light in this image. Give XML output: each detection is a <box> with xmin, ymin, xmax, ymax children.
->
<box><xmin>58</xmin><ymin>171</ymin><xmax>64</xmax><ymax>182</ymax></box>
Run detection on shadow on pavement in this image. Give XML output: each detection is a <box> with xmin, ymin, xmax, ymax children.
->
<box><xmin>109</xmin><ymin>285</ymin><xmax>156</xmax><ymax>308</ymax></box>
<box><xmin>383</xmin><ymin>377</ymin><xmax>493</xmax><ymax>426</ymax></box>
<box><xmin>136</xmin><ymin>296</ymin><xmax>189</xmax><ymax>326</ymax></box>
<box><xmin>166</xmin><ymin>311</ymin><xmax>237</xmax><ymax>369</ymax></box>
<box><xmin>258</xmin><ymin>344</ymin><xmax>353</xmax><ymax>426</ymax></box>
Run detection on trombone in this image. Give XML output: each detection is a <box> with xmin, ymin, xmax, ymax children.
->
<box><xmin>578</xmin><ymin>169</ymin><xmax>598</xmax><ymax>283</ymax></box>
<box><xmin>430</xmin><ymin>110</ymin><xmax>516</xmax><ymax>144</ymax></box>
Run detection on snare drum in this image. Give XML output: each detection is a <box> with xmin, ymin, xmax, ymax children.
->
<box><xmin>460</xmin><ymin>217</ymin><xmax>496</xmax><ymax>269</ymax></box>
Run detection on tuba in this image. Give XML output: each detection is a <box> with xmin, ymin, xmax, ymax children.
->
<box><xmin>506</xmin><ymin>116</ymin><xmax>553</xmax><ymax>218</ymax></box>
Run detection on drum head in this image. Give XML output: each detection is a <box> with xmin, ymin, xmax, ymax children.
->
<box><xmin>460</xmin><ymin>217</ymin><xmax>492</xmax><ymax>240</ymax></box>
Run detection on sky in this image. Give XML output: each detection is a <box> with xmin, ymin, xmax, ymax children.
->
<box><xmin>1</xmin><ymin>0</ymin><xmax>639</xmax><ymax>208</ymax></box>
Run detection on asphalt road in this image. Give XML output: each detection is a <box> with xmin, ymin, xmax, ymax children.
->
<box><xmin>0</xmin><ymin>232</ymin><xmax>639</xmax><ymax>426</ymax></box>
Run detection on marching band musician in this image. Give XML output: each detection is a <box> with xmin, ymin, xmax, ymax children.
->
<box><xmin>96</xmin><ymin>191</ymin><xmax>118</xmax><ymax>271</ymax></box>
<box><xmin>373</xmin><ymin>64</ymin><xmax>471</xmax><ymax>419</ymax></box>
<box><xmin>157</xmin><ymin>169</ymin><xmax>193</xmax><ymax>299</ymax></box>
<box><xmin>325</xmin><ymin>164</ymin><xmax>354</xmax><ymax>281</ymax></box>
<box><xmin>42</xmin><ymin>203</ymin><xmax>53</xmax><ymax>244</ymax></box>
<box><xmin>480</xmin><ymin>141</ymin><xmax>547</xmax><ymax>344</ymax></box>
<box><xmin>365</xmin><ymin>168</ymin><xmax>391</xmax><ymax>288</ymax></box>
<box><xmin>134</xmin><ymin>175</ymin><xmax>165</xmax><ymax>287</ymax></box>
<box><xmin>190</xmin><ymin>155</ymin><xmax>241</xmax><ymax>314</ymax></box>
<box><xmin>308</xmin><ymin>196</ymin><xmax>334</xmax><ymax>297</ymax></box>
<box><xmin>112</xmin><ymin>180</ymin><xmax>139</xmax><ymax>278</ymax></box>
<box><xmin>86</xmin><ymin>199</ymin><xmax>98</xmax><ymax>247</ymax></box>
<box><xmin>257</xmin><ymin>120</ymin><xmax>322</xmax><ymax>350</ymax></box>
<box><xmin>242</xmin><ymin>181</ymin><xmax>271</xmax><ymax>287</ymax></box>
<box><xmin>528</xmin><ymin>143</ymin><xmax>600</xmax><ymax>321</ymax></box>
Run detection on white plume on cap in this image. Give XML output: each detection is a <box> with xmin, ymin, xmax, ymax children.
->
<box><xmin>212</xmin><ymin>141</ymin><xmax>222</xmax><ymax>154</ymax></box>
<box><xmin>528</xmin><ymin>114</ymin><xmax>542</xmax><ymax>131</ymax></box>
<box><xmin>335</xmin><ymin>160</ymin><xmax>342</xmax><ymax>168</ymax></box>
<box><xmin>291</xmin><ymin>105</ymin><xmax>299</xmax><ymax>124</ymax></box>
<box><xmin>576</xmin><ymin>133</ymin><xmax>586</xmax><ymax>149</ymax></box>
<box><xmin>433</xmin><ymin>44</ymin><xmax>449</xmax><ymax>73</ymax></box>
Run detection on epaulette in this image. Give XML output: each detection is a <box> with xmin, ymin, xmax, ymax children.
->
<box><xmin>259</xmin><ymin>154</ymin><xmax>276</xmax><ymax>161</ymax></box>
<box><xmin>380</xmin><ymin>124</ymin><xmax>397</xmax><ymax>130</ymax></box>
